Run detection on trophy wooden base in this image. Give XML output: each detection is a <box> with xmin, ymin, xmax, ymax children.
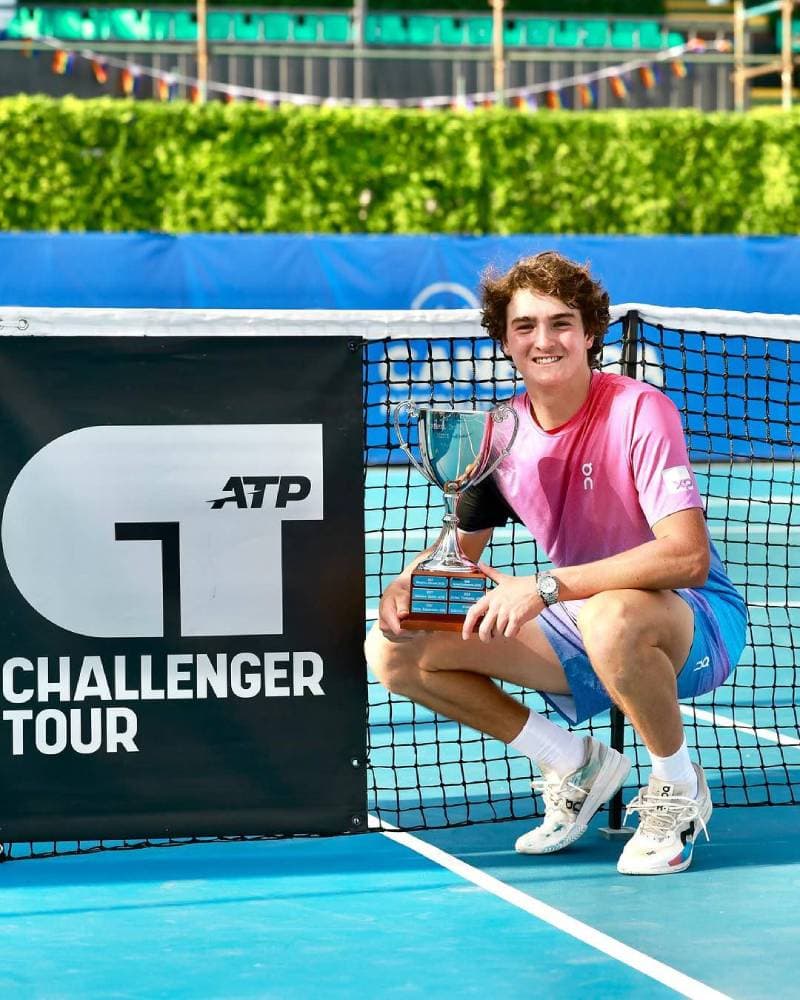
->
<box><xmin>401</xmin><ymin>568</ymin><xmax>487</xmax><ymax>632</ymax></box>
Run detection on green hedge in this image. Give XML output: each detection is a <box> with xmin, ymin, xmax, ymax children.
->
<box><xmin>1</xmin><ymin>96</ymin><xmax>798</xmax><ymax>234</ymax></box>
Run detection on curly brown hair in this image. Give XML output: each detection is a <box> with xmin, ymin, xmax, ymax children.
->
<box><xmin>480</xmin><ymin>251</ymin><xmax>610</xmax><ymax>368</ymax></box>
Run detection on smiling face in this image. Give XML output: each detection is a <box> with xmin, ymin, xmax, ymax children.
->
<box><xmin>504</xmin><ymin>288</ymin><xmax>594</xmax><ymax>394</ymax></box>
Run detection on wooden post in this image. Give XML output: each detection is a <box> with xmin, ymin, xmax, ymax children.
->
<box><xmin>352</xmin><ymin>0</ymin><xmax>365</xmax><ymax>103</ymax></box>
<box><xmin>490</xmin><ymin>0</ymin><xmax>505</xmax><ymax>104</ymax></box>
<box><xmin>733</xmin><ymin>0</ymin><xmax>745</xmax><ymax>111</ymax></box>
<box><xmin>781</xmin><ymin>0</ymin><xmax>793</xmax><ymax>109</ymax></box>
<box><xmin>196</xmin><ymin>0</ymin><xmax>208</xmax><ymax>103</ymax></box>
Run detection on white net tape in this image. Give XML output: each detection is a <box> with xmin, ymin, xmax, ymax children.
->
<box><xmin>1</xmin><ymin>304</ymin><xmax>799</xmax><ymax>341</ymax></box>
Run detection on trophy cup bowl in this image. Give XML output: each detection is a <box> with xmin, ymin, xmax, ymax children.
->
<box><xmin>393</xmin><ymin>401</ymin><xmax>519</xmax><ymax>631</ymax></box>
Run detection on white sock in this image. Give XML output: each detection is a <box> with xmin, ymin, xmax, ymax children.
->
<box><xmin>648</xmin><ymin>738</ymin><xmax>697</xmax><ymax>797</ymax></box>
<box><xmin>509</xmin><ymin>709</ymin><xmax>586</xmax><ymax>777</ymax></box>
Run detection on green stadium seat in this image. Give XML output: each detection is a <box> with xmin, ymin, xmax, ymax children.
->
<box><xmin>262</xmin><ymin>13</ymin><xmax>290</xmax><ymax>43</ymax></box>
<box><xmin>45</xmin><ymin>9</ymin><xmax>90</xmax><ymax>41</ymax></box>
<box><xmin>6</xmin><ymin>7</ymin><xmax>43</xmax><ymax>40</ymax></box>
<box><xmin>610</xmin><ymin>22</ymin><xmax>636</xmax><ymax>49</ymax></box>
<box><xmin>525</xmin><ymin>18</ymin><xmax>554</xmax><ymax>47</ymax></box>
<box><xmin>776</xmin><ymin>19</ymin><xmax>800</xmax><ymax>52</ymax></box>
<box><xmin>148</xmin><ymin>11</ymin><xmax>172</xmax><ymax>41</ymax></box>
<box><xmin>503</xmin><ymin>19</ymin><xmax>523</xmax><ymax>47</ymax></box>
<box><xmin>466</xmin><ymin>17</ymin><xmax>492</xmax><ymax>46</ymax></box>
<box><xmin>408</xmin><ymin>15</ymin><xmax>435</xmax><ymax>46</ymax></box>
<box><xmin>638</xmin><ymin>21</ymin><xmax>664</xmax><ymax>49</ymax></box>
<box><xmin>234</xmin><ymin>13</ymin><xmax>259</xmax><ymax>42</ymax></box>
<box><xmin>86</xmin><ymin>10</ymin><xmax>111</xmax><ymax>41</ymax></box>
<box><xmin>582</xmin><ymin>20</ymin><xmax>610</xmax><ymax>48</ymax></box>
<box><xmin>366</xmin><ymin>15</ymin><xmax>407</xmax><ymax>46</ymax></box>
<box><xmin>554</xmin><ymin>19</ymin><xmax>580</xmax><ymax>48</ymax></box>
<box><xmin>321</xmin><ymin>14</ymin><xmax>350</xmax><ymax>44</ymax></box>
<box><xmin>207</xmin><ymin>12</ymin><xmax>234</xmax><ymax>42</ymax></box>
<box><xmin>667</xmin><ymin>30</ymin><xmax>684</xmax><ymax>47</ymax></box>
<box><xmin>438</xmin><ymin>17</ymin><xmax>465</xmax><ymax>46</ymax></box>
<box><xmin>108</xmin><ymin>8</ymin><xmax>149</xmax><ymax>42</ymax></box>
<box><xmin>172</xmin><ymin>12</ymin><xmax>197</xmax><ymax>42</ymax></box>
<box><xmin>293</xmin><ymin>13</ymin><xmax>320</xmax><ymax>44</ymax></box>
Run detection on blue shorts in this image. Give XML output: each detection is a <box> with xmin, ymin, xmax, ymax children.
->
<box><xmin>537</xmin><ymin>589</ymin><xmax>748</xmax><ymax>726</ymax></box>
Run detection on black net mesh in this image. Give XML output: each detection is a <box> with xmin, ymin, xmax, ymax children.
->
<box><xmin>366</xmin><ymin>315</ymin><xmax>800</xmax><ymax>832</ymax></box>
<box><xmin>4</xmin><ymin>313</ymin><xmax>797</xmax><ymax>861</ymax></box>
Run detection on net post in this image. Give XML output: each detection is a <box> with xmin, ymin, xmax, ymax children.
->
<box><xmin>599</xmin><ymin>308</ymin><xmax>640</xmax><ymax>840</ymax></box>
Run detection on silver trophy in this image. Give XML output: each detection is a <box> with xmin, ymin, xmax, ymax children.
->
<box><xmin>393</xmin><ymin>402</ymin><xmax>519</xmax><ymax>630</ymax></box>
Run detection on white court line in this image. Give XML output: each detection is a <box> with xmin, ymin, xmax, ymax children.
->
<box><xmin>370</xmin><ymin>816</ymin><xmax>732</xmax><ymax>1000</ymax></box>
<box><xmin>680</xmin><ymin>705</ymin><xmax>800</xmax><ymax>746</ymax></box>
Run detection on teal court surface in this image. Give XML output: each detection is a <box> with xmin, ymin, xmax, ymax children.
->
<box><xmin>0</xmin><ymin>803</ymin><xmax>798</xmax><ymax>999</ymax></box>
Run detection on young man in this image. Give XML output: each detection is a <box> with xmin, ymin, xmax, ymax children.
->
<box><xmin>365</xmin><ymin>251</ymin><xmax>747</xmax><ymax>875</ymax></box>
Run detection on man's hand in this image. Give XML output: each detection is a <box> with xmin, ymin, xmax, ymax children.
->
<box><xmin>378</xmin><ymin>577</ymin><xmax>413</xmax><ymax>640</ymax></box>
<box><xmin>462</xmin><ymin>563</ymin><xmax>544</xmax><ymax>642</ymax></box>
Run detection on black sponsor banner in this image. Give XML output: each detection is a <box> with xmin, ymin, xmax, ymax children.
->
<box><xmin>0</xmin><ymin>336</ymin><xmax>366</xmax><ymax>841</ymax></box>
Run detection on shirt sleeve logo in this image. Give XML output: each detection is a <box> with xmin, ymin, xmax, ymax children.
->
<box><xmin>662</xmin><ymin>465</ymin><xmax>694</xmax><ymax>493</ymax></box>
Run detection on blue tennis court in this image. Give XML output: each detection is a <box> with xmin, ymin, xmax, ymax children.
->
<box><xmin>0</xmin><ymin>803</ymin><xmax>797</xmax><ymax>998</ymax></box>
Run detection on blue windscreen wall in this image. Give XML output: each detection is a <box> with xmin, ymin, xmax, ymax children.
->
<box><xmin>1</xmin><ymin>233</ymin><xmax>798</xmax><ymax>314</ymax></box>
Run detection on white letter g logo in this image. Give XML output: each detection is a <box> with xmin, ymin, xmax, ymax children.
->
<box><xmin>1</xmin><ymin>426</ymin><xmax>323</xmax><ymax>638</ymax></box>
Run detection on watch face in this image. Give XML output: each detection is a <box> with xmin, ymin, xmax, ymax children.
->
<box><xmin>540</xmin><ymin>575</ymin><xmax>558</xmax><ymax>597</ymax></box>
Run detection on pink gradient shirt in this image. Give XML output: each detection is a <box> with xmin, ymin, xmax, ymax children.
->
<box><xmin>492</xmin><ymin>371</ymin><xmax>704</xmax><ymax>568</ymax></box>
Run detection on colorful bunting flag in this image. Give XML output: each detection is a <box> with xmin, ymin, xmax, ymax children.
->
<box><xmin>119</xmin><ymin>67</ymin><xmax>135</xmax><ymax>96</ymax></box>
<box><xmin>545</xmin><ymin>90</ymin><xmax>562</xmax><ymax>110</ymax></box>
<box><xmin>20</xmin><ymin>29</ymin><xmax>718</xmax><ymax>114</ymax></box>
<box><xmin>91</xmin><ymin>60</ymin><xmax>108</xmax><ymax>85</ymax></box>
<box><xmin>639</xmin><ymin>66</ymin><xmax>656</xmax><ymax>89</ymax></box>
<box><xmin>51</xmin><ymin>49</ymin><xmax>69</xmax><ymax>75</ymax></box>
<box><xmin>609</xmin><ymin>75</ymin><xmax>628</xmax><ymax>101</ymax></box>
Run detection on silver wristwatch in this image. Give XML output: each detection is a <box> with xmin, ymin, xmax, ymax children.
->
<box><xmin>536</xmin><ymin>571</ymin><xmax>560</xmax><ymax>607</ymax></box>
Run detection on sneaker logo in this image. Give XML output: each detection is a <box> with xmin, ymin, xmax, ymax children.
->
<box><xmin>565</xmin><ymin>799</ymin><xmax>581</xmax><ymax>814</ymax></box>
<box><xmin>694</xmin><ymin>656</ymin><xmax>711</xmax><ymax>673</ymax></box>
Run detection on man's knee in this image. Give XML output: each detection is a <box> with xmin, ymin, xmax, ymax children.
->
<box><xmin>577</xmin><ymin>592</ymin><xmax>654</xmax><ymax>686</ymax></box>
<box><xmin>364</xmin><ymin>623</ymin><xmax>426</xmax><ymax>697</ymax></box>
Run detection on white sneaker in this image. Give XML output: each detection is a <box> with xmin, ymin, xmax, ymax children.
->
<box><xmin>515</xmin><ymin>736</ymin><xmax>631</xmax><ymax>855</ymax></box>
<box><xmin>617</xmin><ymin>763</ymin><xmax>712</xmax><ymax>876</ymax></box>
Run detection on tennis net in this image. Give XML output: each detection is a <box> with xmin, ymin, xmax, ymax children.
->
<box><xmin>365</xmin><ymin>304</ymin><xmax>800</xmax><ymax>831</ymax></box>
<box><xmin>1</xmin><ymin>303</ymin><xmax>797</xmax><ymax>860</ymax></box>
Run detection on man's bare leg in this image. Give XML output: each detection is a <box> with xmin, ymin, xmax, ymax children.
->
<box><xmin>364</xmin><ymin>618</ymin><xmax>571</xmax><ymax>743</ymax></box>
<box><xmin>576</xmin><ymin>588</ymin><xmax>694</xmax><ymax>757</ymax></box>
<box><xmin>365</xmin><ymin>607</ymin><xmax>634</xmax><ymax>856</ymax></box>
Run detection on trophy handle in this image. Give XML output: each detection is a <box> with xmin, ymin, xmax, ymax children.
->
<box><xmin>392</xmin><ymin>401</ymin><xmax>434</xmax><ymax>483</ymax></box>
<box><xmin>467</xmin><ymin>403</ymin><xmax>520</xmax><ymax>489</ymax></box>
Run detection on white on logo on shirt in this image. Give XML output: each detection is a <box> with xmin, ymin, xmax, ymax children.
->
<box><xmin>582</xmin><ymin>462</ymin><xmax>593</xmax><ymax>491</ymax></box>
<box><xmin>662</xmin><ymin>465</ymin><xmax>694</xmax><ymax>494</ymax></box>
